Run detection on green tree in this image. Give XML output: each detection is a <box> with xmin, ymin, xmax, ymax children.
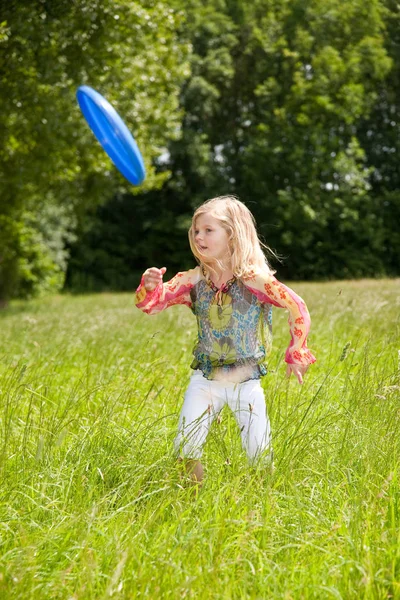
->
<box><xmin>0</xmin><ymin>0</ymin><xmax>189</xmax><ymax>302</ymax></box>
<box><xmin>234</xmin><ymin>0</ymin><xmax>392</xmax><ymax>278</ymax></box>
<box><xmin>142</xmin><ymin>0</ymin><xmax>394</xmax><ymax>280</ymax></box>
<box><xmin>356</xmin><ymin>0</ymin><xmax>400</xmax><ymax>276</ymax></box>
<box><xmin>64</xmin><ymin>0</ymin><xmax>400</xmax><ymax>287</ymax></box>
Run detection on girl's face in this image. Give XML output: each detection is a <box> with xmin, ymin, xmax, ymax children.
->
<box><xmin>193</xmin><ymin>213</ymin><xmax>230</xmax><ymax>263</ymax></box>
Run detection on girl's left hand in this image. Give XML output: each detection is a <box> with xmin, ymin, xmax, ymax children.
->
<box><xmin>286</xmin><ymin>364</ymin><xmax>309</xmax><ymax>385</ymax></box>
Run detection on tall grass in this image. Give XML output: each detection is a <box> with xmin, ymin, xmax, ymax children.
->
<box><xmin>0</xmin><ymin>280</ymin><xmax>399</xmax><ymax>599</ymax></box>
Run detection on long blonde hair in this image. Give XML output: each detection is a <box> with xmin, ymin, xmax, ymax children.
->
<box><xmin>188</xmin><ymin>195</ymin><xmax>276</xmax><ymax>278</ymax></box>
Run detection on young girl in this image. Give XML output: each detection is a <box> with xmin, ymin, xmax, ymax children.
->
<box><xmin>135</xmin><ymin>196</ymin><xmax>315</xmax><ymax>484</ymax></box>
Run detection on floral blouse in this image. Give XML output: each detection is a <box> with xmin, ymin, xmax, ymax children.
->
<box><xmin>135</xmin><ymin>266</ymin><xmax>316</xmax><ymax>382</ymax></box>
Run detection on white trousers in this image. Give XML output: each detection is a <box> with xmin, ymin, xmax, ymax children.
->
<box><xmin>174</xmin><ymin>370</ymin><xmax>272</xmax><ymax>463</ymax></box>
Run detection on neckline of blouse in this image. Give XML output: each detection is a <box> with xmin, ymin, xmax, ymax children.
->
<box><xmin>201</xmin><ymin>266</ymin><xmax>237</xmax><ymax>293</ymax></box>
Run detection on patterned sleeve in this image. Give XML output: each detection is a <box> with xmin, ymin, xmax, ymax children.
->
<box><xmin>242</xmin><ymin>269</ymin><xmax>316</xmax><ymax>366</ymax></box>
<box><xmin>135</xmin><ymin>267</ymin><xmax>200</xmax><ymax>315</ymax></box>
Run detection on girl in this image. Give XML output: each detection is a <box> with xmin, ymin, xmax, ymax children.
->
<box><xmin>135</xmin><ymin>196</ymin><xmax>316</xmax><ymax>484</ymax></box>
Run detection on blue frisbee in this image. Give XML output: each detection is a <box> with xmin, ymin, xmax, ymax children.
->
<box><xmin>76</xmin><ymin>85</ymin><xmax>146</xmax><ymax>185</ymax></box>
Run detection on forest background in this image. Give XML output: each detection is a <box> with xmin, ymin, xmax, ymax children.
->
<box><xmin>1</xmin><ymin>0</ymin><xmax>399</xmax><ymax>302</ymax></box>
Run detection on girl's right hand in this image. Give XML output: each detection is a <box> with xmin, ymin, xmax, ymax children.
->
<box><xmin>143</xmin><ymin>267</ymin><xmax>167</xmax><ymax>292</ymax></box>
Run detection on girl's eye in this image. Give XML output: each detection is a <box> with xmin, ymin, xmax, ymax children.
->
<box><xmin>206</xmin><ymin>228</ymin><xmax>212</xmax><ymax>233</ymax></box>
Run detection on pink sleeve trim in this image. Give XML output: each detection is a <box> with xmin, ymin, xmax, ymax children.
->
<box><xmin>135</xmin><ymin>273</ymin><xmax>194</xmax><ymax>314</ymax></box>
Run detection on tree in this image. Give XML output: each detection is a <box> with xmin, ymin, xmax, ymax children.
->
<box><xmin>0</xmin><ymin>0</ymin><xmax>189</xmax><ymax>301</ymax></box>
<box><xmin>134</xmin><ymin>0</ymin><xmax>394</xmax><ymax>280</ymax></box>
<box><xmin>356</xmin><ymin>0</ymin><xmax>400</xmax><ymax>276</ymax></box>
<box><xmin>52</xmin><ymin>0</ymin><xmax>400</xmax><ymax>287</ymax></box>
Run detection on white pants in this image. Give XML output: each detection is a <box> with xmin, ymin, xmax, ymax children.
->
<box><xmin>174</xmin><ymin>371</ymin><xmax>272</xmax><ymax>463</ymax></box>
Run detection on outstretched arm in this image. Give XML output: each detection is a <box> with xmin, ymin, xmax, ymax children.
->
<box><xmin>242</xmin><ymin>269</ymin><xmax>316</xmax><ymax>383</ymax></box>
<box><xmin>135</xmin><ymin>266</ymin><xmax>200</xmax><ymax>315</ymax></box>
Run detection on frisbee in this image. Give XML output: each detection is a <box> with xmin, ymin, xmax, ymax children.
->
<box><xmin>76</xmin><ymin>85</ymin><xmax>146</xmax><ymax>185</ymax></box>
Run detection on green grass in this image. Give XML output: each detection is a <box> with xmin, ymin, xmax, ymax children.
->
<box><xmin>0</xmin><ymin>279</ymin><xmax>399</xmax><ymax>599</ymax></box>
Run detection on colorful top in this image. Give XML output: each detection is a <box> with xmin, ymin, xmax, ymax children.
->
<box><xmin>135</xmin><ymin>266</ymin><xmax>316</xmax><ymax>382</ymax></box>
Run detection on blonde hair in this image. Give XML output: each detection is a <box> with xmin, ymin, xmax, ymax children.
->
<box><xmin>188</xmin><ymin>195</ymin><xmax>276</xmax><ymax>278</ymax></box>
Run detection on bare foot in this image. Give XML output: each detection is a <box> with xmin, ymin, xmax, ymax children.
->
<box><xmin>178</xmin><ymin>458</ymin><xmax>204</xmax><ymax>488</ymax></box>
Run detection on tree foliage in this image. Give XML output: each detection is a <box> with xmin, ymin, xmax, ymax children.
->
<box><xmin>2</xmin><ymin>0</ymin><xmax>400</xmax><ymax>297</ymax></box>
<box><xmin>0</xmin><ymin>0</ymin><xmax>189</xmax><ymax>300</ymax></box>
<box><xmin>164</xmin><ymin>0</ymin><xmax>394</xmax><ymax>280</ymax></box>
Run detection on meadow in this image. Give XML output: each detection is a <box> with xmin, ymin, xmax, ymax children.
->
<box><xmin>0</xmin><ymin>279</ymin><xmax>399</xmax><ymax>599</ymax></box>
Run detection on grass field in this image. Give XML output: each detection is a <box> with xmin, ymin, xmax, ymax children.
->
<box><xmin>0</xmin><ymin>279</ymin><xmax>399</xmax><ymax>599</ymax></box>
